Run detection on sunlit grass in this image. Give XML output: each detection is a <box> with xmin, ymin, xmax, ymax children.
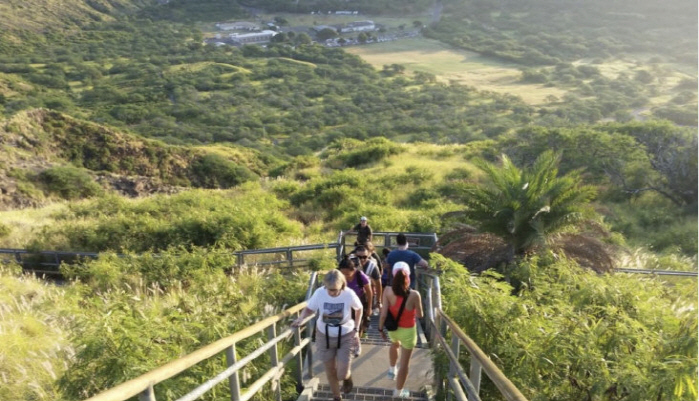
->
<box><xmin>346</xmin><ymin>37</ymin><xmax>567</xmax><ymax>105</ymax></box>
<box><xmin>0</xmin><ymin>267</ymin><xmax>77</xmax><ymax>400</ymax></box>
<box><xmin>0</xmin><ymin>203</ymin><xmax>66</xmax><ymax>248</ymax></box>
<box><xmin>617</xmin><ymin>247</ymin><xmax>698</xmax><ymax>272</ymax></box>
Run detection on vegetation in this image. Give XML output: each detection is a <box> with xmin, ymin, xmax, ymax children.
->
<box><xmin>0</xmin><ymin>0</ymin><xmax>695</xmax><ymax>400</ymax></box>
<box><xmin>39</xmin><ymin>166</ymin><xmax>104</xmax><ymax>200</ymax></box>
<box><xmin>28</xmin><ymin>185</ymin><xmax>302</xmax><ymax>253</ymax></box>
<box><xmin>435</xmin><ymin>253</ymin><xmax>697</xmax><ymax>400</ymax></box>
<box><xmin>462</xmin><ymin>151</ymin><xmax>597</xmax><ymax>257</ymax></box>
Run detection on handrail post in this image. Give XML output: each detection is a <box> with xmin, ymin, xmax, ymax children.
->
<box><xmin>470</xmin><ymin>357</ymin><xmax>482</xmax><ymax>395</ymax></box>
<box><xmin>305</xmin><ymin>319</ymin><xmax>314</xmax><ymax>379</ymax></box>
<box><xmin>138</xmin><ymin>384</ymin><xmax>155</xmax><ymax>401</ymax></box>
<box><xmin>293</xmin><ymin>325</ymin><xmax>303</xmax><ymax>391</ymax></box>
<box><xmin>268</xmin><ymin>324</ymin><xmax>282</xmax><ymax>401</ymax></box>
<box><xmin>226</xmin><ymin>344</ymin><xmax>241</xmax><ymax>401</ymax></box>
<box><xmin>287</xmin><ymin>250</ymin><xmax>293</xmax><ymax>268</ymax></box>
<box><xmin>449</xmin><ymin>334</ymin><xmax>460</xmax><ymax>378</ymax></box>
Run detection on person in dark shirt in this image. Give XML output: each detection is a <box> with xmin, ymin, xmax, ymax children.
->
<box><xmin>386</xmin><ymin>233</ymin><xmax>428</xmax><ymax>289</ymax></box>
<box><xmin>350</xmin><ymin>216</ymin><xmax>372</xmax><ymax>245</ymax></box>
<box><xmin>355</xmin><ymin>245</ymin><xmax>382</xmax><ymax>316</ymax></box>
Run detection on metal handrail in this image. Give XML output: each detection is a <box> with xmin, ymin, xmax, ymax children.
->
<box><xmin>84</xmin><ymin>272</ymin><xmax>320</xmax><ymax>401</ymax></box>
<box><xmin>1</xmin><ymin>231</ymin><xmax>441</xmax><ymax>274</ymax></box>
<box><xmin>73</xmin><ymin>270</ymin><xmax>329</xmax><ymax>401</ymax></box>
<box><xmin>418</xmin><ymin>270</ymin><xmax>528</xmax><ymax>401</ymax></box>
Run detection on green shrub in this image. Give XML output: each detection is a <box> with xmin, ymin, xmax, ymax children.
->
<box><xmin>31</xmin><ymin>186</ymin><xmax>302</xmax><ymax>252</ymax></box>
<box><xmin>325</xmin><ymin>138</ymin><xmax>404</xmax><ymax>169</ymax></box>
<box><xmin>190</xmin><ymin>153</ymin><xmax>259</xmax><ymax>189</ymax></box>
<box><xmin>57</xmin><ymin>251</ymin><xmax>309</xmax><ymax>399</ymax></box>
<box><xmin>0</xmin><ymin>267</ymin><xmax>79</xmax><ymax>401</ymax></box>
<box><xmin>0</xmin><ymin>222</ymin><xmax>11</xmax><ymax>238</ymax></box>
<box><xmin>434</xmin><ymin>253</ymin><xmax>698</xmax><ymax>401</ymax></box>
<box><xmin>39</xmin><ymin>166</ymin><xmax>103</xmax><ymax>200</ymax></box>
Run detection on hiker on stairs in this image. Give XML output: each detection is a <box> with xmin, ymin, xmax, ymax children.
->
<box><xmin>378</xmin><ymin>262</ymin><xmax>424</xmax><ymax>399</ymax></box>
<box><xmin>292</xmin><ymin>269</ymin><xmax>363</xmax><ymax>401</ymax></box>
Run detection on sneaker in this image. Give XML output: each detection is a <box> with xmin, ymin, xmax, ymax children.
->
<box><xmin>393</xmin><ymin>388</ymin><xmax>410</xmax><ymax>398</ymax></box>
<box><xmin>341</xmin><ymin>376</ymin><xmax>353</xmax><ymax>394</ymax></box>
<box><xmin>387</xmin><ymin>368</ymin><xmax>398</xmax><ymax>380</ymax></box>
<box><xmin>354</xmin><ymin>343</ymin><xmax>362</xmax><ymax>357</ymax></box>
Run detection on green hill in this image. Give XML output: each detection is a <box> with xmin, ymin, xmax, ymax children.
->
<box><xmin>0</xmin><ymin>108</ymin><xmax>273</xmax><ymax>209</ymax></box>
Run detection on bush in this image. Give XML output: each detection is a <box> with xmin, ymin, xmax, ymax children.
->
<box><xmin>0</xmin><ymin>222</ymin><xmax>11</xmax><ymax>238</ymax></box>
<box><xmin>434</xmin><ymin>253</ymin><xmax>698</xmax><ymax>401</ymax></box>
<box><xmin>56</xmin><ymin>252</ymin><xmax>310</xmax><ymax>399</ymax></box>
<box><xmin>30</xmin><ymin>186</ymin><xmax>302</xmax><ymax>252</ymax></box>
<box><xmin>325</xmin><ymin>138</ymin><xmax>404</xmax><ymax>169</ymax></box>
<box><xmin>190</xmin><ymin>154</ymin><xmax>259</xmax><ymax>189</ymax></box>
<box><xmin>39</xmin><ymin>166</ymin><xmax>103</xmax><ymax>200</ymax></box>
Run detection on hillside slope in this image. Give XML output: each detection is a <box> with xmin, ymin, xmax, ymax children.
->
<box><xmin>0</xmin><ymin>108</ymin><xmax>273</xmax><ymax>210</ymax></box>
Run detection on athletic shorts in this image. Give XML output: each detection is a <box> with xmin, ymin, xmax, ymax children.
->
<box><xmin>387</xmin><ymin>326</ymin><xmax>417</xmax><ymax>350</ymax></box>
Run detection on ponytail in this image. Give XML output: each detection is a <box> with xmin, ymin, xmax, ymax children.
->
<box><xmin>392</xmin><ymin>268</ymin><xmax>409</xmax><ymax>297</ymax></box>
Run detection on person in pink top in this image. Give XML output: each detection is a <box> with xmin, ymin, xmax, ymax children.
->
<box><xmin>377</xmin><ymin>262</ymin><xmax>424</xmax><ymax>398</ymax></box>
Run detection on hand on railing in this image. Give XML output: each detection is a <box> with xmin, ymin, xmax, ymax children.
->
<box><xmin>291</xmin><ymin>313</ymin><xmax>315</xmax><ymax>328</ymax></box>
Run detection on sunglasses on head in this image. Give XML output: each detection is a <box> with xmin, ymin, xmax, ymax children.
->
<box><xmin>357</xmin><ymin>255</ymin><xmax>368</xmax><ymax>259</ymax></box>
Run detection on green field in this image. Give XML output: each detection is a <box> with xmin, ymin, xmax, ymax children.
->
<box><xmin>345</xmin><ymin>37</ymin><xmax>568</xmax><ymax>105</ymax></box>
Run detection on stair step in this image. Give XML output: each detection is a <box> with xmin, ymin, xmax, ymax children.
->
<box><xmin>311</xmin><ymin>384</ymin><xmax>427</xmax><ymax>401</ymax></box>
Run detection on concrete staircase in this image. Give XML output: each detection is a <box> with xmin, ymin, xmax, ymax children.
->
<box><xmin>308</xmin><ymin>384</ymin><xmax>429</xmax><ymax>401</ymax></box>
<box><xmin>298</xmin><ymin>313</ymin><xmax>433</xmax><ymax>401</ymax></box>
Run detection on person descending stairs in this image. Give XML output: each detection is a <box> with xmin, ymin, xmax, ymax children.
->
<box><xmin>300</xmin><ymin>313</ymin><xmax>433</xmax><ymax>401</ymax></box>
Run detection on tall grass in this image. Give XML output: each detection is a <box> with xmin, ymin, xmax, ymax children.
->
<box><xmin>0</xmin><ymin>265</ymin><xmax>78</xmax><ymax>401</ymax></box>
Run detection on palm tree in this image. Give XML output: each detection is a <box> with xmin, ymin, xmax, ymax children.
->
<box><xmin>464</xmin><ymin>151</ymin><xmax>597</xmax><ymax>258</ymax></box>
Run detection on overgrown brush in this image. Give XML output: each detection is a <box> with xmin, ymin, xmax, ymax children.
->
<box><xmin>432</xmin><ymin>253</ymin><xmax>698</xmax><ymax>400</ymax></box>
<box><xmin>0</xmin><ymin>265</ymin><xmax>79</xmax><ymax>401</ymax></box>
<box><xmin>29</xmin><ymin>184</ymin><xmax>302</xmax><ymax>252</ymax></box>
<box><xmin>60</xmin><ymin>262</ymin><xmax>309</xmax><ymax>400</ymax></box>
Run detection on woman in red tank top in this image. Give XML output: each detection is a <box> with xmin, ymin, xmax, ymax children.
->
<box><xmin>378</xmin><ymin>263</ymin><xmax>424</xmax><ymax>398</ymax></box>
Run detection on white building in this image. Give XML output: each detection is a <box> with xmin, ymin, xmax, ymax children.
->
<box><xmin>339</xmin><ymin>20</ymin><xmax>375</xmax><ymax>33</ymax></box>
<box><xmin>229</xmin><ymin>30</ymin><xmax>277</xmax><ymax>44</ymax></box>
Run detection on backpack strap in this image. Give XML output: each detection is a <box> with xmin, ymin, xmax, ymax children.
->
<box><xmin>394</xmin><ymin>290</ymin><xmax>410</xmax><ymax>326</ymax></box>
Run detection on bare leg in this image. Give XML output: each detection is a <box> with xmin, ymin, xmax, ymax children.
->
<box><xmin>389</xmin><ymin>341</ymin><xmax>400</xmax><ymax>367</ymax></box>
<box><xmin>324</xmin><ymin>360</ymin><xmax>341</xmax><ymax>398</ymax></box>
<box><xmin>396</xmin><ymin>346</ymin><xmax>414</xmax><ymax>391</ymax></box>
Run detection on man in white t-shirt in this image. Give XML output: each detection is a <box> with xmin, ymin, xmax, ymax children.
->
<box><xmin>293</xmin><ymin>269</ymin><xmax>363</xmax><ymax>401</ymax></box>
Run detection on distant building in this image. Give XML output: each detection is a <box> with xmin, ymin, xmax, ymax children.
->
<box><xmin>229</xmin><ymin>30</ymin><xmax>277</xmax><ymax>45</ymax></box>
<box><xmin>339</xmin><ymin>20</ymin><xmax>375</xmax><ymax>33</ymax></box>
<box><xmin>312</xmin><ymin>25</ymin><xmax>337</xmax><ymax>33</ymax></box>
<box><xmin>216</xmin><ymin>21</ymin><xmax>259</xmax><ymax>31</ymax></box>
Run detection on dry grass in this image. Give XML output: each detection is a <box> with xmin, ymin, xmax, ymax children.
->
<box><xmin>0</xmin><ymin>267</ymin><xmax>77</xmax><ymax>400</ymax></box>
<box><xmin>0</xmin><ymin>203</ymin><xmax>66</xmax><ymax>248</ymax></box>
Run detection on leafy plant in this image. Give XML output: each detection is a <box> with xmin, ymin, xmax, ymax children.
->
<box><xmin>433</xmin><ymin>253</ymin><xmax>698</xmax><ymax>401</ymax></box>
<box><xmin>463</xmin><ymin>151</ymin><xmax>597</xmax><ymax>257</ymax></box>
<box><xmin>39</xmin><ymin>166</ymin><xmax>103</xmax><ymax>200</ymax></box>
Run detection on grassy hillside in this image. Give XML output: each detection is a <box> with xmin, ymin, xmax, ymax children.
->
<box><xmin>0</xmin><ymin>108</ymin><xmax>275</xmax><ymax>209</ymax></box>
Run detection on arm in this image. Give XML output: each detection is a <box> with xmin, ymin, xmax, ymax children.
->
<box><xmin>363</xmin><ymin>283</ymin><xmax>373</xmax><ymax>316</ymax></box>
<box><xmin>291</xmin><ymin>307</ymin><xmax>315</xmax><ymax>327</ymax></box>
<box><xmin>350</xmin><ymin>291</ymin><xmax>363</xmax><ymax>334</ymax></box>
<box><xmin>412</xmin><ymin>291</ymin><xmax>424</xmax><ymax>319</ymax></box>
<box><xmin>378</xmin><ymin>289</ymin><xmax>390</xmax><ymax>330</ymax></box>
<box><xmin>417</xmin><ymin>258</ymin><xmax>428</xmax><ymax>268</ymax></box>
<box><xmin>352</xmin><ymin>306</ymin><xmax>363</xmax><ymax>332</ymax></box>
